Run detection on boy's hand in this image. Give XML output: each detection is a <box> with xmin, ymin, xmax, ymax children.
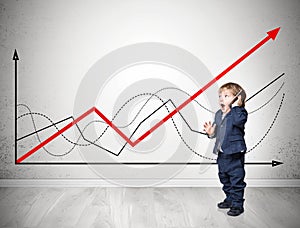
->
<box><xmin>203</xmin><ymin>121</ymin><xmax>216</xmax><ymax>136</ymax></box>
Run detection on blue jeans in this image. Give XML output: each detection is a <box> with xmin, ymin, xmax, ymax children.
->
<box><xmin>217</xmin><ymin>152</ymin><xmax>246</xmax><ymax>208</ymax></box>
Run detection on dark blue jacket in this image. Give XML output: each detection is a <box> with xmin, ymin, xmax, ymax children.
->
<box><xmin>212</xmin><ymin>106</ymin><xmax>248</xmax><ymax>155</ymax></box>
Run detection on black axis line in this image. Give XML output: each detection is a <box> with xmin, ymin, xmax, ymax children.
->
<box><xmin>13</xmin><ymin>49</ymin><xmax>19</xmax><ymax>165</ymax></box>
<box><xmin>18</xmin><ymin>160</ymin><xmax>283</xmax><ymax>167</ymax></box>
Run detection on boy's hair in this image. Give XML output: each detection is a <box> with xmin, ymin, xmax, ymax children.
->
<box><xmin>219</xmin><ymin>82</ymin><xmax>247</xmax><ymax>107</ymax></box>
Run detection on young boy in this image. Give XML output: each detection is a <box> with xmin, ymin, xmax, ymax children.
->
<box><xmin>203</xmin><ymin>82</ymin><xmax>247</xmax><ymax>216</ymax></box>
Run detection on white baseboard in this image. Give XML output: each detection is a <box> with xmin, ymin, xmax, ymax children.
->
<box><xmin>0</xmin><ymin>178</ymin><xmax>299</xmax><ymax>187</ymax></box>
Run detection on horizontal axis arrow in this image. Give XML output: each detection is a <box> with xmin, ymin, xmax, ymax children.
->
<box><xmin>17</xmin><ymin>160</ymin><xmax>283</xmax><ymax>167</ymax></box>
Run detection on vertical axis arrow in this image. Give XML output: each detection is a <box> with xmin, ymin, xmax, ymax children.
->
<box><xmin>13</xmin><ymin>49</ymin><xmax>19</xmax><ymax>164</ymax></box>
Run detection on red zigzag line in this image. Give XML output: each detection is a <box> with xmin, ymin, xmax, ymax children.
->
<box><xmin>16</xmin><ymin>27</ymin><xmax>280</xmax><ymax>163</ymax></box>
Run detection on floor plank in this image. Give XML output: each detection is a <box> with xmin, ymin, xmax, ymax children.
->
<box><xmin>0</xmin><ymin>187</ymin><xmax>299</xmax><ymax>228</ymax></box>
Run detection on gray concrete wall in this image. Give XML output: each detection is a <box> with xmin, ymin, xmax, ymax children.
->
<box><xmin>0</xmin><ymin>0</ymin><xmax>299</xmax><ymax>184</ymax></box>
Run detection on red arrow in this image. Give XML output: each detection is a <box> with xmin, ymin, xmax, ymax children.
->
<box><xmin>132</xmin><ymin>27</ymin><xmax>281</xmax><ymax>144</ymax></box>
<box><xmin>16</xmin><ymin>27</ymin><xmax>280</xmax><ymax>163</ymax></box>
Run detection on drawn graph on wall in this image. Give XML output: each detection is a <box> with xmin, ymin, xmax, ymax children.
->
<box><xmin>15</xmin><ymin>28</ymin><xmax>284</xmax><ymax>172</ymax></box>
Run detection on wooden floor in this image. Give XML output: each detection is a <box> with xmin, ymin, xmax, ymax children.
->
<box><xmin>0</xmin><ymin>187</ymin><xmax>299</xmax><ymax>228</ymax></box>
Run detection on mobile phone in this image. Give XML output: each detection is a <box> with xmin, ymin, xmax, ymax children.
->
<box><xmin>230</xmin><ymin>90</ymin><xmax>243</xmax><ymax>105</ymax></box>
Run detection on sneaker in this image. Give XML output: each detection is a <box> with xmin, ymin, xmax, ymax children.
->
<box><xmin>217</xmin><ymin>201</ymin><xmax>231</xmax><ymax>209</ymax></box>
<box><xmin>227</xmin><ymin>207</ymin><xmax>244</xmax><ymax>216</ymax></box>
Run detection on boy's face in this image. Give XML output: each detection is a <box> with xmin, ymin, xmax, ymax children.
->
<box><xmin>219</xmin><ymin>88</ymin><xmax>235</xmax><ymax>113</ymax></box>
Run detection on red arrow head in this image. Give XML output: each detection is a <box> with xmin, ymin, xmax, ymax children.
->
<box><xmin>267</xmin><ymin>27</ymin><xmax>280</xmax><ymax>40</ymax></box>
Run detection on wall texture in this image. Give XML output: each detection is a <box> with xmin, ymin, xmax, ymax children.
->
<box><xmin>0</xmin><ymin>0</ymin><xmax>299</xmax><ymax>185</ymax></box>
